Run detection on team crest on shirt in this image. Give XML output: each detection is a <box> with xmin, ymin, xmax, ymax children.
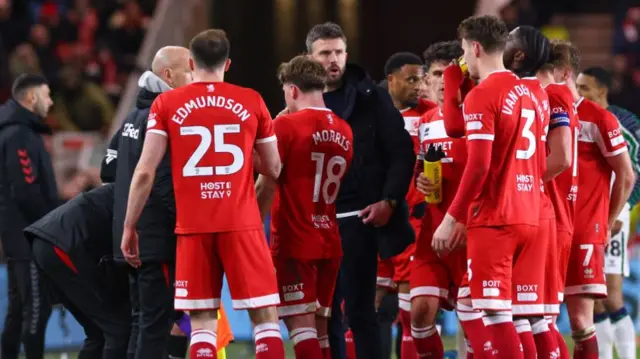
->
<box><xmin>327</xmin><ymin>114</ymin><xmax>334</xmax><ymax>124</ymax></box>
<box><xmin>207</xmin><ymin>84</ymin><xmax>215</xmax><ymax>92</ymax></box>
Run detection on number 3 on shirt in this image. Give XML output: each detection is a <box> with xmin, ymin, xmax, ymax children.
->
<box><xmin>516</xmin><ymin>108</ymin><xmax>536</xmax><ymax>160</ymax></box>
<box><xmin>180</xmin><ymin>125</ymin><xmax>245</xmax><ymax>177</ymax></box>
<box><xmin>311</xmin><ymin>152</ymin><xmax>347</xmax><ymax>204</ymax></box>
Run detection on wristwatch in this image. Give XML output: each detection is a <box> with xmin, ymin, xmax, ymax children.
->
<box><xmin>384</xmin><ymin>198</ymin><xmax>397</xmax><ymax>209</ymax></box>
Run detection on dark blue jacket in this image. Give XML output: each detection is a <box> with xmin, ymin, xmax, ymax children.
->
<box><xmin>0</xmin><ymin>100</ymin><xmax>59</xmax><ymax>260</ymax></box>
<box><xmin>324</xmin><ymin>64</ymin><xmax>416</xmax><ymax>259</ymax></box>
<box><xmin>101</xmin><ymin>72</ymin><xmax>176</xmax><ymax>263</ymax></box>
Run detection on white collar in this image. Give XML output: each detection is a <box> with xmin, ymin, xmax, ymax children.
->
<box><xmin>300</xmin><ymin>107</ymin><xmax>332</xmax><ymax>112</ymax></box>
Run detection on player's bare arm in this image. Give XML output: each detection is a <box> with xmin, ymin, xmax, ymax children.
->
<box><xmin>255</xmin><ymin>174</ymin><xmax>278</xmax><ymax>221</ymax></box>
<box><xmin>543</xmin><ymin>126</ymin><xmax>571</xmax><ymax>182</ymax></box>
<box><xmin>606</xmin><ymin>151</ymin><xmax>635</xmax><ymax>228</ymax></box>
<box><xmin>121</xmin><ymin>132</ymin><xmax>168</xmax><ymax>266</ymax></box>
<box><xmin>434</xmin><ymin>139</ymin><xmax>491</xmax><ymax>254</ymax></box>
<box><xmin>254</xmin><ymin>141</ymin><xmax>282</xmax><ymax>179</ymax></box>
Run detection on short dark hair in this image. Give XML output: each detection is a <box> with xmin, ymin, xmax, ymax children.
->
<box><xmin>305</xmin><ymin>22</ymin><xmax>347</xmax><ymax>53</ymax></box>
<box><xmin>550</xmin><ymin>40</ymin><xmax>581</xmax><ymax>75</ymax></box>
<box><xmin>384</xmin><ymin>52</ymin><xmax>423</xmax><ymax>76</ymax></box>
<box><xmin>512</xmin><ymin>26</ymin><xmax>552</xmax><ymax>76</ymax></box>
<box><xmin>11</xmin><ymin>74</ymin><xmax>48</xmax><ymax>100</ymax></box>
<box><xmin>458</xmin><ymin>15</ymin><xmax>509</xmax><ymax>53</ymax></box>
<box><xmin>582</xmin><ymin>67</ymin><xmax>612</xmax><ymax>90</ymax></box>
<box><xmin>189</xmin><ymin>29</ymin><xmax>230</xmax><ymax>70</ymax></box>
<box><xmin>422</xmin><ymin>41</ymin><xmax>464</xmax><ymax>70</ymax></box>
<box><xmin>278</xmin><ymin>55</ymin><xmax>328</xmax><ymax>92</ymax></box>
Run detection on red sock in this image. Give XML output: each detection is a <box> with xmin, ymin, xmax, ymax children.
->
<box><xmin>551</xmin><ymin>323</ymin><xmax>570</xmax><ymax>358</ymax></box>
<box><xmin>573</xmin><ymin>327</ymin><xmax>599</xmax><ymax>359</ymax></box>
<box><xmin>411</xmin><ymin>325</ymin><xmax>444</xmax><ymax>358</ymax></box>
<box><xmin>399</xmin><ymin>306</ymin><xmax>418</xmax><ymax>359</ymax></box>
<box><xmin>457</xmin><ymin>303</ymin><xmax>496</xmax><ymax>358</ymax></box>
<box><xmin>254</xmin><ymin>323</ymin><xmax>285</xmax><ymax>359</ymax></box>
<box><xmin>345</xmin><ymin>328</ymin><xmax>356</xmax><ymax>359</ymax></box>
<box><xmin>483</xmin><ymin>313</ymin><xmax>523</xmax><ymax>359</ymax></box>
<box><xmin>190</xmin><ymin>329</ymin><xmax>217</xmax><ymax>358</ymax></box>
<box><xmin>514</xmin><ymin>319</ymin><xmax>536</xmax><ymax>359</ymax></box>
<box><xmin>290</xmin><ymin>327</ymin><xmax>322</xmax><ymax>359</ymax></box>
<box><xmin>318</xmin><ymin>335</ymin><xmax>331</xmax><ymax>359</ymax></box>
<box><xmin>531</xmin><ymin>319</ymin><xmax>559</xmax><ymax>359</ymax></box>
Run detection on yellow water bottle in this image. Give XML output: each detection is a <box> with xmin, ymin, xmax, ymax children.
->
<box><xmin>423</xmin><ymin>146</ymin><xmax>444</xmax><ymax>204</ymax></box>
<box><xmin>455</xmin><ymin>56</ymin><xmax>469</xmax><ymax>77</ymax></box>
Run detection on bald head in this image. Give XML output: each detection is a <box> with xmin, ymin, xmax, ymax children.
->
<box><xmin>151</xmin><ymin>46</ymin><xmax>192</xmax><ymax>88</ymax></box>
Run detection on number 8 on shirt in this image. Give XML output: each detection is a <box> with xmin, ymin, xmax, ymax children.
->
<box><xmin>270</xmin><ymin>108</ymin><xmax>353</xmax><ymax>318</ymax></box>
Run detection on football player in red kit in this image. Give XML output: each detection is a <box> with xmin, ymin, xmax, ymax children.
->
<box><xmin>550</xmin><ymin>41</ymin><xmax>635</xmax><ymax>359</ymax></box>
<box><xmin>411</xmin><ymin>40</ymin><xmax>467</xmax><ymax>359</ymax></box>
<box><xmin>376</xmin><ymin>52</ymin><xmax>436</xmax><ymax>359</ymax></box>
<box><xmin>436</xmin><ymin>16</ymin><xmax>546</xmax><ymax>358</ymax></box>
<box><xmin>255</xmin><ymin>55</ymin><xmax>354</xmax><ymax>359</ymax></box>
<box><xmin>503</xmin><ymin>26</ymin><xmax>571</xmax><ymax>359</ymax></box>
<box><xmin>121</xmin><ymin>30</ymin><xmax>285</xmax><ymax>359</ymax></box>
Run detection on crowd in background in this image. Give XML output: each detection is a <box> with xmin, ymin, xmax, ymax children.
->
<box><xmin>0</xmin><ymin>0</ymin><xmax>155</xmax><ymax>133</ymax></box>
<box><xmin>0</xmin><ymin>0</ymin><xmax>156</xmax><ymax>203</ymax></box>
<box><xmin>612</xmin><ymin>4</ymin><xmax>640</xmax><ymax>114</ymax></box>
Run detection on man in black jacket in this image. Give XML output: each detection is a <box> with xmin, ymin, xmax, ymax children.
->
<box><xmin>101</xmin><ymin>46</ymin><xmax>192</xmax><ymax>359</ymax></box>
<box><xmin>24</xmin><ymin>184</ymin><xmax>131</xmax><ymax>359</ymax></box>
<box><xmin>0</xmin><ymin>74</ymin><xmax>57</xmax><ymax>359</ymax></box>
<box><xmin>305</xmin><ymin>22</ymin><xmax>416</xmax><ymax>359</ymax></box>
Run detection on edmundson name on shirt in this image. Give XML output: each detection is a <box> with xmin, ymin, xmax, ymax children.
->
<box><xmin>171</xmin><ymin>96</ymin><xmax>251</xmax><ymax>125</ymax></box>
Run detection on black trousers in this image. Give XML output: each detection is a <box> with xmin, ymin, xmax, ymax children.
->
<box><xmin>329</xmin><ymin>216</ymin><xmax>381</xmax><ymax>359</ymax></box>
<box><xmin>378</xmin><ymin>292</ymin><xmax>399</xmax><ymax>359</ymax></box>
<box><xmin>31</xmin><ymin>239</ymin><xmax>131</xmax><ymax>359</ymax></box>
<box><xmin>1</xmin><ymin>258</ymin><xmax>52</xmax><ymax>359</ymax></box>
<box><xmin>128</xmin><ymin>261</ymin><xmax>175</xmax><ymax>359</ymax></box>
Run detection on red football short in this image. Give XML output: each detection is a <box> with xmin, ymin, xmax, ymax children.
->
<box><xmin>273</xmin><ymin>256</ymin><xmax>341</xmax><ymax>318</ymax></box>
<box><xmin>174</xmin><ymin>230</ymin><xmax>280</xmax><ymax>311</ymax></box>
<box><xmin>377</xmin><ymin>243</ymin><xmax>416</xmax><ymax>289</ymax></box>
<box><xmin>410</xmin><ymin>248</ymin><xmax>466</xmax><ymax>310</ymax></box>
<box><xmin>564</xmin><ymin>238</ymin><xmax>606</xmax><ymax>298</ymax></box>
<box><xmin>410</xmin><ymin>211</ymin><xmax>466</xmax><ymax>309</ymax></box>
<box><xmin>464</xmin><ymin>224</ymin><xmax>539</xmax><ymax>312</ymax></box>
<box><xmin>556</xmin><ymin>230</ymin><xmax>573</xmax><ymax>302</ymax></box>
<box><xmin>377</xmin><ymin>258</ymin><xmax>395</xmax><ymax>289</ymax></box>
<box><xmin>541</xmin><ymin>219</ymin><xmax>559</xmax><ymax>314</ymax></box>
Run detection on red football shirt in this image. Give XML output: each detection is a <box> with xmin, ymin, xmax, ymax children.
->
<box><xmin>146</xmin><ymin>82</ymin><xmax>275</xmax><ymax>234</ymax></box>
<box><xmin>401</xmin><ymin>101</ymin><xmax>435</xmax><ymax>210</ymax></box>
<box><xmin>418</xmin><ymin>106</ymin><xmax>467</xmax><ymax>220</ymax></box>
<box><xmin>462</xmin><ymin>71</ymin><xmax>544</xmax><ymax>228</ymax></box>
<box><xmin>545</xmin><ymin>83</ymin><xmax>580</xmax><ymax>233</ymax></box>
<box><xmin>270</xmin><ymin>107</ymin><xmax>354</xmax><ymax>259</ymax></box>
<box><xmin>521</xmin><ymin>77</ymin><xmax>554</xmax><ymax>221</ymax></box>
<box><xmin>575</xmin><ymin>97</ymin><xmax>628</xmax><ymax>243</ymax></box>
